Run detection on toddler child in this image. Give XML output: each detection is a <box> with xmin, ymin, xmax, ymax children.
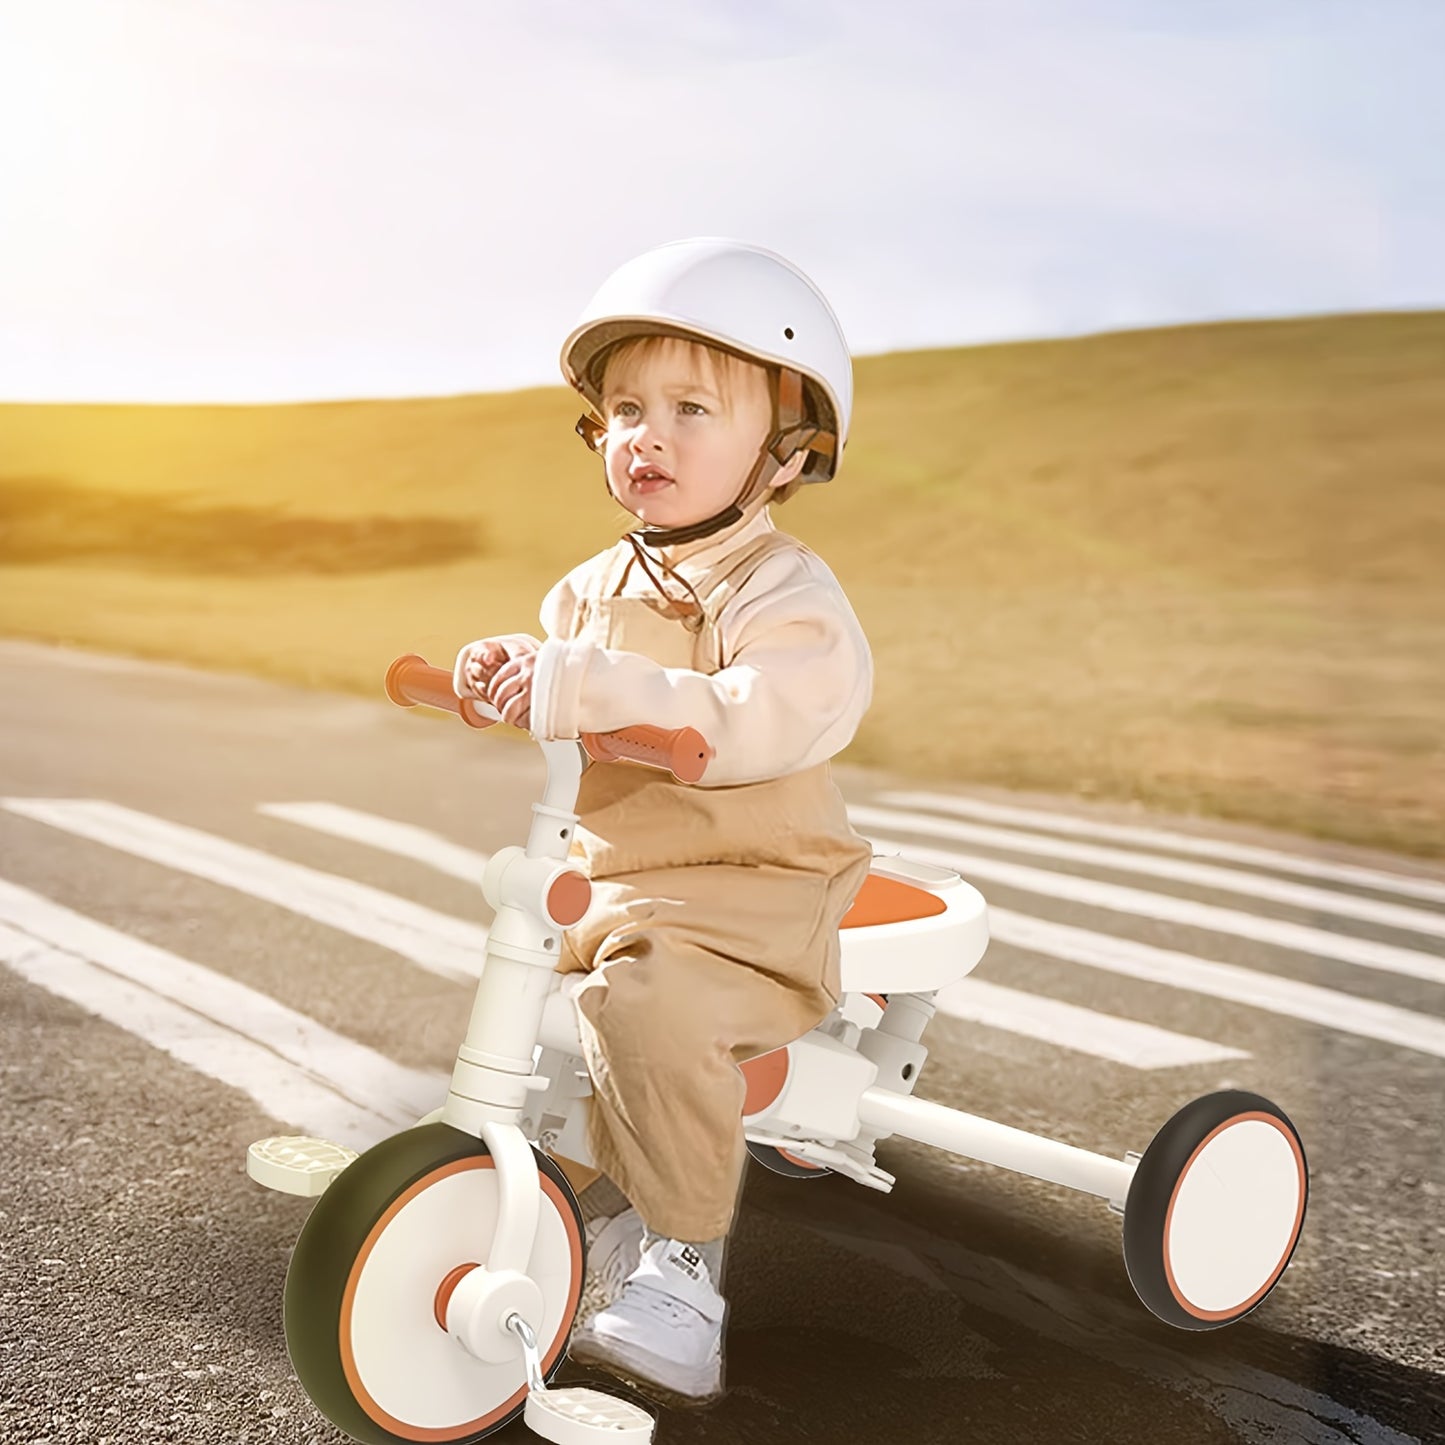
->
<box><xmin>454</xmin><ymin>238</ymin><xmax>873</xmax><ymax>1404</ymax></box>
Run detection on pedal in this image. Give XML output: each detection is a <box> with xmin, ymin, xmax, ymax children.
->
<box><xmin>507</xmin><ymin>1312</ymin><xmax>653</xmax><ymax>1443</ymax></box>
<box><xmin>246</xmin><ymin>1135</ymin><xmax>358</xmax><ymax>1197</ymax></box>
<box><xmin>524</xmin><ymin>1387</ymin><xmax>653</xmax><ymax>1444</ymax></box>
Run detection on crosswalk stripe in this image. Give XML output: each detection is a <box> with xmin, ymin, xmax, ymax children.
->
<box><xmin>2</xmin><ymin>799</ymin><xmax>490</xmax><ymax>984</ymax></box>
<box><xmin>933</xmin><ymin>977</ymin><xmax>1248</xmax><ymax>1068</ymax></box>
<box><xmin>0</xmin><ymin>897</ymin><xmax>439</xmax><ymax>1152</ymax></box>
<box><xmin>265</xmin><ymin>801</ymin><xmax>1244</xmax><ymax>1070</ymax></box>
<box><xmin>851</xmin><ymin>804</ymin><xmax>1445</xmax><ymax>939</ymax></box>
<box><xmin>258</xmin><ymin>801</ymin><xmax>491</xmax><ymax>884</ymax></box>
<box><xmin>861</xmin><ymin>832</ymin><xmax>1445</xmax><ymax>987</ymax></box>
<box><xmin>1</xmin><ymin>928</ymin><xmax>394</xmax><ymax>1152</ymax></box>
<box><xmin>0</xmin><ymin>877</ymin><xmax>445</xmax><ymax>1125</ymax></box>
<box><xmin>14</xmin><ymin>797</ymin><xmax>1440</xmax><ymax>1064</ymax></box>
<box><xmin>987</xmin><ymin>906</ymin><xmax>1445</xmax><ymax>1059</ymax></box>
<box><xmin>875</xmin><ymin>790</ymin><xmax>1445</xmax><ymax>906</ymax></box>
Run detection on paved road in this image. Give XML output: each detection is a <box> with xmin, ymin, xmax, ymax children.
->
<box><xmin>1</xmin><ymin>639</ymin><xmax>1441</xmax><ymax>1445</ymax></box>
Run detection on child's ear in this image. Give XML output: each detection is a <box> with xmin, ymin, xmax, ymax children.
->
<box><xmin>769</xmin><ymin>448</ymin><xmax>810</xmax><ymax>491</ymax></box>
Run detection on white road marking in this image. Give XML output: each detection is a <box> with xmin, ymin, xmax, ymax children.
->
<box><xmin>850</xmin><ymin>803</ymin><xmax>1445</xmax><ymax>939</ymax></box>
<box><xmin>0</xmin><ymin>895</ymin><xmax>442</xmax><ymax>1144</ymax></box>
<box><xmin>0</xmin><ymin>877</ymin><xmax>445</xmax><ymax>1124</ymax></box>
<box><xmin>1</xmin><ymin>930</ymin><xmax>391</xmax><ymax>1152</ymax></box>
<box><xmin>859</xmin><ymin>831</ymin><xmax>1445</xmax><ymax>987</ymax></box>
<box><xmin>874</xmin><ymin>790</ymin><xmax>1445</xmax><ymax>906</ymax></box>
<box><xmin>985</xmin><ymin>906</ymin><xmax>1445</xmax><ymax>1059</ymax></box>
<box><xmin>13</xmin><ymin>794</ymin><xmax>1441</xmax><ymax>1072</ymax></box>
<box><xmin>932</xmin><ymin>977</ymin><xmax>1248</xmax><ymax>1069</ymax></box>
<box><xmin>258</xmin><ymin>801</ymin><xmax>490</xmax><ymax>884</ymax></box>
<box><xmin>270</xmin><ymin>802</ymin><xmax>1245</xmax><ymax>1071</ymax></box>
<box><xmin>2</xmin><ymin>799</ymin><xmax>490</xmax><ymax>984</ymax></box>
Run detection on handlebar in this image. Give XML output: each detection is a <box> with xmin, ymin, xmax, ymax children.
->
<box><xmin>384</xmin><ymin>654</ymin><xmax>715</xmax><ymax>785</ymax></box>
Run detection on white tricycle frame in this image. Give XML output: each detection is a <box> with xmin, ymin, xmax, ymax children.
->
<box><xmin>247</xmin><ymin>654</ymin><xmax>1308</xmax><ymax>1445</ymax></box>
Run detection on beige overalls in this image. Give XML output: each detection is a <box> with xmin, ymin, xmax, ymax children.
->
<box><xmin>555</xmin><ymin>528</ymin><xmax>873</xmax><ymax>1243</ymax></box>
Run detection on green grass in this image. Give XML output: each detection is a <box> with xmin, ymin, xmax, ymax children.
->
<box><xmin>3</xmin><ymin>310</ymin><xmax>1442</xmax><ymax>858</ymax></box>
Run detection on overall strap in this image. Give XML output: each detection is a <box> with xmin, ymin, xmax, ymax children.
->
<box><xmin>694</xmin><ymin>529</ymin><xmax>806</xmax><ymax>673</ymax></box>
<box><xmin>599</xmin><ymin>536</ymin><xmax>639</xmax><ymax>598</ymax></box>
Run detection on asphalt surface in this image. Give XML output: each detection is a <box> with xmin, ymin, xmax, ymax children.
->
<box><xmin>1</xmin><ymin>639</ymin><xmax>1441</xmax><ymax>1445</ymax></box>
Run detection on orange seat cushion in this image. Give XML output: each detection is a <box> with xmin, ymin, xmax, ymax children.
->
<box><xmin>840</xmin><ymin>872</ymin><xmax>947</xmax><ymax>929</ymax></box>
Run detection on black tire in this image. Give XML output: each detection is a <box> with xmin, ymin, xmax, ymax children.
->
<box><xmin>746</xmin><ymin>1140</ymin><xmax>834</xmax><ymax>1179</ymax></box>
<box><xmin>1122</xmin><ymin>1091</ymin><xmax>1307</xmax><ymax>1331</ymax></box>
<box><xmin>284</xmin><ymin>1123</ymin><xmax>584</xmax><ymax>1443</ymax></box>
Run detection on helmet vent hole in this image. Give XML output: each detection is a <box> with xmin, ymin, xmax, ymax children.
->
<box><xmin>783</xmin><ymin>327</ymin><xmax>795</xmax><ymax>340</ymax></box>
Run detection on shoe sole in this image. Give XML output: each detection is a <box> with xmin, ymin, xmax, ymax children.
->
<box><xmin>568</xmin><ymin>1328</ymin><xmax>724</xmax><ymax>1409</ymax></box>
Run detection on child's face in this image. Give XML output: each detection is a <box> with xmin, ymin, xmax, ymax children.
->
<box><xmin>599</xmin><ymin>338</ymin><xmax>779</xmax><ymax>531</ymax></box>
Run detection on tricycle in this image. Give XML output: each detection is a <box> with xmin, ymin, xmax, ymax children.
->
<box><xmin>247</xmin><ymin>653</ymin><xmax>1308</xmax><ymax>1444</ymax></box>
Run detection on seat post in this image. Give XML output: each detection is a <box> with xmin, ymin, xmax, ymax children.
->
<box><xmin>875</xmin><ymin>991</ymin><xmax>937</xmax><ymax>1045</ymax></box>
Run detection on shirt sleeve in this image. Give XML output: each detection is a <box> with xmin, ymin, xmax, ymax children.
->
<box><xmin>530</xmin><ymin>547</ymin><xmax>872</xmax><ymax>785</ymax></box>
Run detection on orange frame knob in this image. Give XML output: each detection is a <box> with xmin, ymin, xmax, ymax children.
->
<box><xmin>545</xmin><ymin>871</ymin><xmax>592</xmax><ymax>927</ymax></box>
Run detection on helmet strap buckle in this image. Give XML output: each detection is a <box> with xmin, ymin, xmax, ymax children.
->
<box><xmin>575</xmin><ymin>413</ymin><xmax>607</xmax><ymax>453</ymax></box>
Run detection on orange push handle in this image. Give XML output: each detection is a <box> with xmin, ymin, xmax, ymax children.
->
<box><xmin>385</xmin><ymin>654</ymin><xmax>497</xmax><ymax>730</ymax></box>
<box><xmin>385</xmin><ymin>654</ymin><xmax>715</xmax><ymax>784</ymax></box>
<box><xmin>579</xmin><ymin>724</ymin><xmax>714</xmax><ymax>785</ymax></box>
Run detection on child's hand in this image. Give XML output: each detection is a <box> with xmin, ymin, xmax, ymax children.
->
<box><xmin>453</xmin><ymin>636</ymin><xmax>538</xmax><ymax>702</ymax></box>
<box><xmin>488</xmin><ymin>652</ymin><xmax>537</xmax><ymax>730</ymax></box>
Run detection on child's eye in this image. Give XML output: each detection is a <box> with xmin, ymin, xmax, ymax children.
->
<box><xmin>679</xmin><ymin>401</ymin><xmax>707</xmax><ymax>416</ymax></box>
<box><xmin>610</xmin><ymin>401</ymin><xmax>640</xmax><ymax>419</ymax></box>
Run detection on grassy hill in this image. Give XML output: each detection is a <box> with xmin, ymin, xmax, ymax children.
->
<box><xmin>3</xmin><ymin>310</ymin><xmax>1442</xmax><ymax>857</ymax></box>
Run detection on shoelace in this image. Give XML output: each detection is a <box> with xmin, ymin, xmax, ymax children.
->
<box><xmin>576</xmin><ymin>1237</ymin><xmax>638</xmax><ymax>1320</ymax></box>
<box><xmin>630</xmin><ymin>1288</ymin><xmax>700</xmax><ymax>1329</ymax></box>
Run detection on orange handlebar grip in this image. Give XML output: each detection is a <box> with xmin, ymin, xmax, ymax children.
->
<box><xmin>385</xmin><ymin>655</ymin><xmax>714</xmax><ymax>780</ymax></box>
<box><xmin>384</xmin><ymin>654</ymin><xmax>496</xmax><ymax>730</ymax></box>
<box><xmin>580</xmin><ymin>725</ymin><xmax>715</xmax><ymax>784</ymax></box>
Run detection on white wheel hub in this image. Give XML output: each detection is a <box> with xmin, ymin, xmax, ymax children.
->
<box><xmin>1165</xmin><ymin>1116</ymin><xmax>1304</xmax><ymax>1317</ymax></box>
<box><xmin>345</xmin><ymin>1160</ymin><xmax>578</xmax><ymax>1434</ymax></box>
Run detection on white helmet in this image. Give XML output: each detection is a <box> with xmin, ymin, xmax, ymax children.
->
<box><xmin>560</xmin><ymin>238</ymin><xmax>852</xmax><ymax>488</ymax></box>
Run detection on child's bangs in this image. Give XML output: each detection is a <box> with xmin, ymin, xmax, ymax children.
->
<box><xmin>601</xmin><ymin>334</ymin><xmax>761</xmax><ymax>412</ymax></box>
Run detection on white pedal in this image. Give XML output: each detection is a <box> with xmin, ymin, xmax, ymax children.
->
<box><xmin>246</xmin><ymin>1135</ymin><xmax>358</xmax><ymax>1197</ymax></box>
<box><xmin>524</xmin><ymin>1386</ymin><xmax>654</xmax><ymax>1444</ymax></box>
<box><xmin>507</xmin><ymin>1313</ymin><xmax>653</xmax><ymax>1443</ymax></box>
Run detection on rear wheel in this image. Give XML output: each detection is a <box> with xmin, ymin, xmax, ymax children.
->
<box><xmin>746</xmin><ymin>1140</ymin><xmax>833</xmax><ymax>1179</ymax></box>
<box><xmin>284</xmin><ymin>1123</ymin><xmax>584</xmax><ymax>1443</ymax></box>
<box><xmin>1122</xmin><ymin>1091</ymin><xmax>1307</xmax><ymax>1330</ymax></box>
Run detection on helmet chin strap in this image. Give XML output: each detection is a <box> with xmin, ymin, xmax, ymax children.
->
<box><xmin>578</xmin><ymin>368</ymin><xmax>822</xmax><ymax>550</ymax></box>
<box><xmin>630</xmin><ymin>448</ymin><xmax>777</xmax><ymax>547</ymax></box>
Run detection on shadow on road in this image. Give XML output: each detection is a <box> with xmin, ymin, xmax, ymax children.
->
<box><xmin>524</xmin><ymin>1158</ymin><xmax>1443</xmax><ymax>1445</ymax></box>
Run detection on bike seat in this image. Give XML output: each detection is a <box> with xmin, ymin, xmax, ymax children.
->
<box><xmin>837</xmin><ymin>856</ymin><xmax>988</xmax><ymax>994</ymax></box>
<box><xmin>536</xmin><ymin>852</ymin><xmax>990</xmax><ymax>1059</ymax></box>
<box><xmin>841</xmin><ymin>873</ymin><xmax>948</xmax><ymax>928</ymax></box>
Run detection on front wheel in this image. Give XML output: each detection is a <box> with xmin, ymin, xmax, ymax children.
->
<box><xmin>1122</xmin><ymin>1091</ymin><xmax>1307</xmax><ymax>1330</ymax></box>
<box><xmin>284</xmin><ymin>1123</ymin><xmax>584</xmax><ymax>1443</ymax></box>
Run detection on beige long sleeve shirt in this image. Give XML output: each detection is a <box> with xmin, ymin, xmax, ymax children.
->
<box><xmin>529</xmin><ymin>508</ymin><xmax>872</xmax><ymax>786</ymax></box>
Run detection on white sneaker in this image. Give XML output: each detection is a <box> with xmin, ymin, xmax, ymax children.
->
<box><xmin>568</xmin><ymin>1236</ymin><xmax>727</xmax><ymax>1403</ymax></box>
<box><xmin>575</xmin><ymin>1207</ymin><xmax>646</xmax><ymax>1329</ymax></box>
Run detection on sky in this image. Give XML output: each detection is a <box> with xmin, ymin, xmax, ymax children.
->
<box><xmin>0</xmin><ymin>0</ymin><xmax>1441</xmax><ymax>402</ymax></box>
